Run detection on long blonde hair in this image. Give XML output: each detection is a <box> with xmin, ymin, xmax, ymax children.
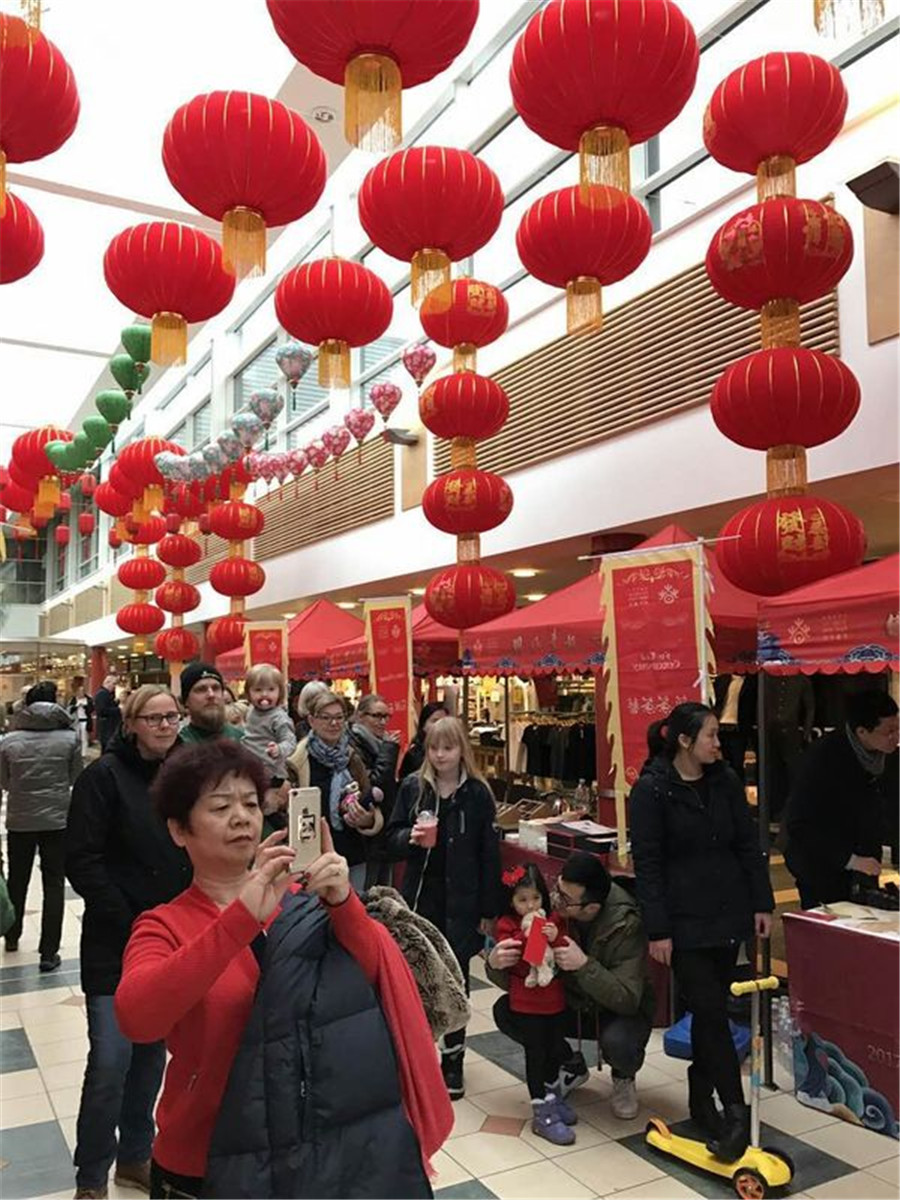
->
<box><xmin>416</xmin><ymin>715</ymin><xmax>484</xmax><ymax>811</ymax></box>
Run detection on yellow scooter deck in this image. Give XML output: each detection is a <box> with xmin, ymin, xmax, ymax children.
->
<box><xmin>646</xmin><ymin>1117</ymin><xmax>793</xmax><ymax>1197</ymax></box>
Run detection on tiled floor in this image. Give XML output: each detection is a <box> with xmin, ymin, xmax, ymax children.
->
<box><xmin>1</xmin><ymin>883</ymin><xmax>898</xmax><ymax>1200</ymax></box>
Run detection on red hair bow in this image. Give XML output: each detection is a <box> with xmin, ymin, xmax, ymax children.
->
<box><xmin>502</xmin><ymin>865</ymin><xmax>526</xmax><ymax>887</ymax></box>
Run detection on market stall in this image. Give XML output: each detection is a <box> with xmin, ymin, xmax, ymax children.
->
<box><xmin>323</xmin><ymin>602</ymin><xmax>460</xmax><ymax>679</ymax></box>
<box><xmin>215</xmin><ymin>598</ymin><xmax>363</xmax><ymax>682</ymax></box>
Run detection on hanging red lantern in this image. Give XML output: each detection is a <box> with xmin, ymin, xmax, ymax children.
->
<box><xmin>155</xmin><ymin>626</ymin><xmax>200</xmax><ymax>664</ymax></box>
<box><xmin>79</xmin><ymin>471</ymin><xmax>97</xmax><ymax>497</ymax></box>
<box><xmin>206</xmin><ymin>615</ymin><xmax>246</xmax><ymax>655</ymax></box>
<box><xmin>425</xmin><ymin>563</ymin><xmax>517</xmax><ymax>630</ymax></box>
<box><xmin>77</xmin><ymin>512</ymin><xmax>95</xmax><ymax>537</ymax></box>
<box><xmin>167</xmin><ymin>482</ymin><xmax>205</xmax><ymax>520</ymax></box>
<box><xmin>704</xmin><ymin>53</ymin><xmax>847</xmax><ymax>201</ymax></box>
<box><xmin>108</xmin><ymin>528</ymin><xmax>122</xmax><ymax>550</ymax></box>
<box><xmin>358</xmin><ymin>147</ymin><xmax>504</xmax><ymax>306</ymax></box>
<box><xmin>210</xmin><ymin>558</ymin><xmax>266</xmax><ymax>598</ymax></box>
<box><xmin>94</xmin><ymin>480</ymin><xmax>132</xmax><ymax>518</ymax></box>
<box><xmin>11</xmin><ymin>426</ymin><xmax>72</xmax><ymax>517</ymax></box>
<box><xmin>156</xmin><ymin>579</ymin><xmax>201</xmax><ymax>614</ymax></box>
<box><xmin>718</xmin><ymin>495</ymin><xmax>866</xmax><ymax>595</ymax></box>
<box><xmin>706</xmin><ymin>198</ymin><xmax>853</xmax><ymax>348</ymax></box>
<box><xmin>165</xmin><ymin>512</ymin><xmax>182</xmax><ymax>534</ymax></box>
<box><xmin>1</xmin><ymin>480</ymin><xmax>35</xmax><ymax>513</ymax></box>
<box><xmin>54</xmin><ymin>524</ymin><xmax>70</xmax><ymax>547</ymax></box>
<box><xmin>0</xmin><ymin>191</ymin><xmax>44</xmax><ymax>283</ymax></box>
<box><xmin>510</xmin><ymin>0</ymin><xmax>699</xmax><ymax>196</ymax></box>
<box><xmin>118</xmin><ymin>602</ymin><xmax>166</xmax><ymax>636</ymax></box>
<box><xmin>516</xmin><ymin>185</ymin><xmax>652</xmax><ymax>334</ymax></box>
<box><xmin>274</xmin><ymin>257</ymin><xmax>392</xmax><ymax>388</ymax></box>
<box><xmin>57</xmin><ymin>492</ymin><xmax>72</xmax><ymax>513</ymax></box>
<box><xmin>423</xmin><ymin>470</ymin><xmax>514</xmax><ymax>535</ymax></box>
<box><xmin>157</xmin><ymin>532</ymin><xmax>202</xmax><ymax>569</ymax></box>
<box><xmin>198</xmin><ymin>513</ymin><xmax>212</xmax><ymax>537</ymax></box>
<box><xmin>103</xmin><ymin>222</ymin><xmax>236</xmax><ymax>366</ymax></box>
<box><xmin>419</xmin><ymin>279</ymin><xmax>509</xmax><ymax>372</ymax></box>
<box><xmin>419</xmin><ymin>373</ymin><xmax>510</xmax><ymax>442</ymax></box>
<box><xmin>207</xmin><ymin>500</ymin><xmax>265</xmax><ymax>540</ymax></box>
<box><xmin>129</xmin><ymin>516</ymin><xmax>167</xmax><ymax>545</ymax></box>
<box><xmin>118</xmin><ymin>556</ymin><xmax>166</xmax><ymax>591</ymax></box>
<box><xmin>265</xmin><ymin>0</ymin><xmax>478</xmax><ymax>152</ymax></box>
<box><xmin>118</xmin><ymin>438</ymin><xmax>186</xmax><ymax>516</ymax></box>
<box><xmin>162</xmin><ymin>91</ymin><xmax>326</xmax><ymax>279</ymax></box>
<box><xmin>0</xmin><ymin>14</ymin><xmax>79</xmax><ymax>216</ymax></box>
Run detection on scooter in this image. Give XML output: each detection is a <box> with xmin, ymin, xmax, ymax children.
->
<box><xmin>645</xmin><ymin>975</ymin><xmax>795</xmax><ymax>1199</ymax></box>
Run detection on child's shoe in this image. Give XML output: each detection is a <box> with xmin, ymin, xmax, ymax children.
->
<box><xmin>548</xmin><ymin>1088</ymin><xmax>578</xmax><ymax>1126</ymax></box>
<box><xmin>531</xmin><ymin>1097</ymin><xmax>576</xmax><ymax>1146</ymax></box>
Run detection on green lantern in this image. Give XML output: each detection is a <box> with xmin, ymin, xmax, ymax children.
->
<box><xmin>71</xmin><ymin>432</ymin><xmax>93</xmax><ymax>466</ymax></box>
<box><xmin>96</xmin><ymin>388</ymin><xmax>132</xmax><ymax>431</ymax></box>
<box><xmin>44</xmin><ymin>440</ymin><xmax>73</xmax><ymax>471</ymax></box>
<box><xmin>83</xmin><ymin>415</ymin><xmax>113</xmax><ymax>450</ymax></box>
<box><xmin>121</xmin><ymin>323</ymin><xmax>152</xmax><ymax>367</ymax></box>
<box><xmin>109</xmin><ymin>354</ymin><xmax>149</xmax><ymax>397</ymax></box>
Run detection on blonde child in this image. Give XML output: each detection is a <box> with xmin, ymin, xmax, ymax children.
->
<box><xmin>242</xmin><ymin>665</ymin><xmax>297</xmax><ymax>785</ymax></box>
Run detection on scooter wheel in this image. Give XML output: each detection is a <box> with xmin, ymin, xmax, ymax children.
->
<box><xmin>732</xmin><ymin>1168</ymin><xmax>767</xmax><ymax>1199</ymax></box>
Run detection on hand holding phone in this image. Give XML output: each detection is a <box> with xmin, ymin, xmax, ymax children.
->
<box><xmin>287</xmin><ymin>787</ymin><xmax>322</xmax><ymax>873</ymax></box>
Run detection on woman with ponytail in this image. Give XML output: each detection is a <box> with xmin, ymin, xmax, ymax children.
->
<box><xmin>629</xmin><ymin>702</ymin><xmax>773</xmax><ymax>1163</ymax></box>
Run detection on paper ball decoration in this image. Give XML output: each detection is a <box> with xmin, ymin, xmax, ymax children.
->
<box><xmin>0</xmin><ymin>191</ymin><xmax>44</xmax><ymax>284</ymax></box>
<box><xmin>419</xmin><ymin>373</ymin><xmax>509</xmax><ymax>441</ymax></box>
<box><xmin>425</xmin><ymin>563</ymin><xmax>517</xmax><ymax>629</ymax></box>
<box><xmin>423</xmin><ymin>469</ymin><xmax>514</xmax><ymax>535</ymax></box>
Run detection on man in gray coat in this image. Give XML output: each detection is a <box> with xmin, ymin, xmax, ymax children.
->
<box><xmin>0</xmin><ymin>680</ymin><xmax>82</xmax><ymax>970</ymax></box>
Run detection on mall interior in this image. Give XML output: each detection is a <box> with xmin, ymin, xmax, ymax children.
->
<box><xmin>0</xmin><ymin>0</ymin><xmax>898</xmax><ymax>1198</ymax></box>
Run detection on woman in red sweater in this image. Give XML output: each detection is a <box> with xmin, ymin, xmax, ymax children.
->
<box><xmin>114</xmin><ymin>740</ymin><xmax>450</xmax><ymax>1199</ymax></box>
<box><xmin>493</xmin><ymin>862</ymin><xmax>576</xmax><ymax>1147</ymax></box>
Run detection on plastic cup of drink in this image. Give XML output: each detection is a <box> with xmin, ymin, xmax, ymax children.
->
<box><xmin>416</xmin><ymin>810</ymin><xmax>438</xmax><ymax>847</ymax></box>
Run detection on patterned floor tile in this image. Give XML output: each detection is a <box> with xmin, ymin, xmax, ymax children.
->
<box><xmin>0</xmin><ymin>1119</ymin><xmax>73</xmax><ymax>1198</ymax></box>
<box><xmin>0</xmin><ymin>1029</ymin><xmax>37</xmax><ymax>1073</ymax></box>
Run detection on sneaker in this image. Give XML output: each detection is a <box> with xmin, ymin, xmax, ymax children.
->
<box><xmin>39</xmin><ymin>953</ymin><xmax>62</xmax><ymax>973</ymax></box>
<box><xmin>441</xmin><ymin>1052</ymin><xmax>465</xmax><ymax>1101</ymax></box>
<box><xmin>74</xmin><ymin>1188</ymin><xmax>108</xmax><ymax>1199</ymax></box>
<box><xmin>548</xmin><ymin>1089</ymin><xmax>578</xmax><ymax>1126</ymax></box>
<box><xmin>610</xmin><ymin>1076</ymin><xmax>639</xmax><ymax>1120</ymax></box>
<box><xmin>113</xmin><ymin>1160</ymin><xmax>151</xmax><ymax>1194</ymax></box>
<box><xmin>531</xmin><ymin>1098</ymin><xmax>576</xmax><ymax>1146</ymax></box>
<box><xmin>552</xmin><ymin>1052</ymin><xmax>589</xmax><ymax>1098</ymax></box>
<box><xmin>4</xmin><ymin>939</ymin><xmax>18</xmax><ymax>953</ymax></box>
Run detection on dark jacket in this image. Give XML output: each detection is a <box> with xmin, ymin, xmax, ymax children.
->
<box><xmin>93</xmin><ymin>686</ymin><xmax>121</xmax><ymax>750</ymax></box>
<box><xmin>0</xmin><ymin>702</ymin><xmax>81</xmax><ymax>831</ymax></box>
<box><xmin>784</xmin><ymin>730</ymin><xmax>897</xmax><ymax>906</ymax></box>
<box><xmin>65</xmin><ymin>731</ymin><xmax>192</xmax><ymax>994</ymax></box>
<box><xmin>487</xmin><ymin>881</ymin><xmax>655</xmax><ymax>1024</ymax></box>
<box><xmin>286</xmin><ymin>737</ymin><xmax>377</xmax><ymax>868</ymax></box>
<box><xmin>348</xmin><ymin>723</ymin><xmax>401</xmax><ymax>814</ymax></box>
<box><xmin>399</xmin><ymin>739</ymin><xmax>426</xmax><ymax>780</ymax></box>
<box><xmin>202</xmin><ymin>891</ymin><xmax>429</xmax><ymax>1199</ymax></box>
<box><xmin>385</xmin><ymin>773</ymin><xmax>502</xmax><ymax>963</ymax></box>
<box><xmin>629</xmin><ymin>756</ymin><xmax>773</xmax><ymax>949</ymax></box>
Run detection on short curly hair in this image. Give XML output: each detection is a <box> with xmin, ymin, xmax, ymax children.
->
<box><xmin>151</xmin><ymin>739</ymin><xmax>269</xmax><ymax>829</ymax></box>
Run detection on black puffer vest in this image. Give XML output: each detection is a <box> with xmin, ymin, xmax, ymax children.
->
<box><xmin>202</xmin><ymin>891</ymin><xmax>430</xmax><ymax>1199</ymax></box>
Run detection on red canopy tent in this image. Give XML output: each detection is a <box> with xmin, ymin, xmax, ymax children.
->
<box><xmin>461</xmin><ymin>524</ymin><xmax>761</xmax><ymax>676</ymax></box>
<box><xmin>325</xmin><ymin>603</ymin><xmax>460</xmax><ymax>679</ymax></box>
<box><xmin>216</xmin><ymin>599</ymin><xmax>363</xmax><ymax>681</ymax></box>
<box><xmin>758</xmin><ymin>554</ymin><xmax>899</xmax><ymax>675</ymax></box>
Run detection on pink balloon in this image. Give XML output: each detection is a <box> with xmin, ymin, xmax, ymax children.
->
<box><xmin>306</xmin><ymin>440</ymin><xmax>330</xmax><ymax>471</ymax></box>
<box><xmin>402</xmin><ymin>344</ymin><xmax>436</xmax><ymax>387</ymax></box>
<box><xmin>369</xmin><ymin>382</ymin><xmax>402</xmax><ymax>422</ymax></box>
<box><xmin>322</xmin><ymin>425</ymin><xmax>351</xmax><ymax>460</ymax></box>
<box><xmin>343</xmin><ymin>407</ymin><xmax>376</xmax><ymax>445</ymax></box>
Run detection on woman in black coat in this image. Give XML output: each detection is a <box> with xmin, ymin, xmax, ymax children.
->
<box><xmin>629</xmin><ymin>702</ymin><xmax>774</xmax><ymax>1162</ymax></box>
<box><xmin>386</xmin><ymin>715</ymin><xmax>501</xmax><ymax>1101</ymax></box>
<box><xmin>348</xmin><ymin>693</ymin><xmax>402</xmax><ymax>886</ymax></box>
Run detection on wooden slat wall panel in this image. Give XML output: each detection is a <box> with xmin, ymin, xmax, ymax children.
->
<box><xmin>185</xmin><ymin>537</ymin><xmax>231</xmax><ymax>587</ymax></box>
<box><xmin>74</xmin><ymin>585</ymin><xmax>105</xmax><ymax>626</ymax></box>
<box><xmin>435</xmin><ymin>263</ymin><xmax>840</xmax><ymax>477</ymax></box>
<box><xmin>109</xmin><ymin>574</ymin><xmax>132</xmax><ymax>612</ymax></box>
<box><xmin>47</xmin><ymin>601</ymin><xmax>73</xmax><ymax>634</ymax></box>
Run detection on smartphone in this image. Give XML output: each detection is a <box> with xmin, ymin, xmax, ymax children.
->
<box><xmin>287</xmin><ymin>787</ymin><xmax>322</xmax><ymax>873</ymax></box>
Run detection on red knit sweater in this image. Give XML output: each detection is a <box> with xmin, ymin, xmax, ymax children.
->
<box><xmin>115</xmin><ymin>884</ymin><xmax>451</xmax><ymax>1179</ymax></box>
<box><xmin>495</xmin><ymin>911</ymin><xmax>567</xmax><ymax>1015</ymax></box>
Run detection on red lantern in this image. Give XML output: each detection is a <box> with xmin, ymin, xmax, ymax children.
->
<box><xmin>266</xmin><ymin>0</ymin><xmax>478</xmax><ymax>152</ymax></box>
<box><xmin>358</xmin><ymin>147</ymin><xmax>504</xmax><ymax>305</ymax></box>
<box><xmin>516</xmin><ymin>185</ymin><xmax>652</xmax><ymax>333</ymax></box>
<box><xmin>0</xmin><ymin>15</ymin><xmax>79</xmax><ymax>216</ymax></box>
<box><xmin>103</xmin><ymin>222</ymin><xmax>236</xmax><ymax>366</ymax></box>
<box><xmin>57</xmin><ymin>493</ymin><xmax>72</xmax><ymax>513</ymax></box>
<box><xmin>77</xmin><ymin>512</ymin><xmax>95</xmax><ymax>537</ymax></box>
<box><xmin>118</xmin><ymin>556</ymin><xmax>166</xmax><ymax>591</ymax></box>
<box><xmin>210</xmin><ymin>558</ymin><xmax>266</xmax><ymax>598</ymax></box>
<box><xmin>129</xmin><ymin>517</ymin><xmax>167</xmax><ymax>545</ymax></box>
<box><xmin>419</xmin><ymin>373</ymin><xmax>510</xmax><ymax>441</ymax></box>
<box><xmin>54</xmin><ymin>524</ymin><xmax>70</xmax><ymax>547</ymax></box>
<box><xmin>704</xmin><ymin>53</ymin><xmax>847</xmax><ymax>200</ymax></box>
<box><xmin>163</xmin><ymin>92</ymin><xmax>326</xmax><ymax>279</ymax></box>
<box><xmin>108</xmin><ymin>528</ymin><xmax>122</xmax><ymax>550</ymax></box>
<box><xmin>425</xmin><ymin>563</ymin><xmax>516</xmax><ymax>630</ymax></box>
<box><xmin>718</xmin><ymin>496</ymin><xmax>866</xmax><ymax>595</ymax></box>
<box><xmin>11</xmin><ymin>426</ymin><xmax>72</xmax><ymax>516</ymax></box>
<box><xmin>165</xmin><ymin>513</ymin><xmax>182</xmax><ymax>534</ymax></box>
<box><xmin>108</xmin><ymin>462</ymin><xmax>134</xmax><ymax>499</ymax></box>
<box><xmin>274</xmin><ymin>257</ymin><xmax>392</xmax><ymax>388</ymax></box>
<box><xmin>168</xmin><ymin>482</ymin><xmax>205</xmax><ymax>520</ymax></box>
<box><xmin>206</xmin><ymin>615</ymin><xmax>246</xmax><ymax>654</ymax></box>
<box><xmin>155</xmin><ymin>626</ymin><xmax>200</xmax><ymax>663</ymax></box>
<box><xmin>117</xmin><ymin>438</ymin><xmax>185</xmax><ymax>515</ymax></box>
<box><xmin>706</xmin><ymin>198</ymin><xmax>853</xmax><ymax>348</ymax></box>
<box><xmin>157</xmin><ymin>533</ymin><xmax>202</xmax><ymax>569</ymax></box>
<box><xmin>94</xmin><ymin>480</ymin><xmax>132</xmax><ymax>518</ymax></box>
<box><xmin>79</xmin><ymin>472</ymin><xmax>96</xmax><ymax>497</ymax></box>
<box><xmin>423</xmin><ymin>470</ymin><xmax>514</xmax><ymax>535</ymax></box>
<box><xmin>510</xmin><ymin>0</ymin><xmax>699</xmax><ymax>195</ymax></box>
<box><xmin>419</xmin><ymin>279</ymin><xmax>509</xmax><ymax>372</ymax></box>
<box><xmin>118</xmin><ymin>602</ymin><xmax>166</xmax><ymax>636</ymax></box>
<box><xmin>198</xmin><ymin>513</ymin><xmax>212</xmax><ymax>536</ymax></box>
<box><xmin>156</xmin><ymin>579</ymin><xmax>201</xmax><ymax>614</ymax></box>
<box><xmin>207</xmin><ymin>500</ymin><xmax>265</xmax><ymax>540</ymax></box>
<box><xmin>0</xmin><ymin>191</ymin><xmax>44</xmax><ymax>284</ymax></box>
<box><xmin>1</xmin><ymin>480</ymin><xmax>35</xmax><ymax>513</ymax></box>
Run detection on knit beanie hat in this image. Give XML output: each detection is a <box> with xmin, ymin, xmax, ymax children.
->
<box><xmin>180</xmin><ymin>662</ymin><xmax>224</xmax><ymax>704</ymax></box>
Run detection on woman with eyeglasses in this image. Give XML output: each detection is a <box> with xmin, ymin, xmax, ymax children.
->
<box><xmin>348</xmin><ymin>694</ymin><xmax>402</xmax><ymax>886</ymax></box>
<box><xmin>286</xmin><ymin>689</ymin><xmax>382</xmax><ymax>891</ymax></box>
<box><xmin>66</xmin><ymin>684</ymin><xmax>192</xmax><ymax>1199</ymax></box>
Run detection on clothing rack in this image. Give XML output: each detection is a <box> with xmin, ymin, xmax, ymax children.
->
<box><xmin>513</xmin><ymin>710</ymin><xmax>593</xmax><ymax>726</ymax></box>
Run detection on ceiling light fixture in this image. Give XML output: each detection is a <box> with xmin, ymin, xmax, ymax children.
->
<box><xmin>510</xmin><ymin>568</ymin><xmax>539</xmax><ymax>578</ymax></box>
<box><xmin>282</xmin><ymin>612</ymin><xmax>297</xmax><ymax>619</ymax></box>
<box><xmin>524</xmin><ymin>592</ymin><xmax>547</xmax><ymax>602</ymax></box>
<box><xmin>336</xmin><ymin>601</ymin><xmax>358</xmax><ymax>609</ymax></box>
<box><xmin>410</xmin><ymin>586</ymin><xmax>427</xmax><ymax>596</ymax></box>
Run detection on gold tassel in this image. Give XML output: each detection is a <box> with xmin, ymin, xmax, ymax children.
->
<box><xmin>453</xmin><ymin>343</ymin><xmax>477</xmax><ymax>372</ymax></box>
<box><xmin>228</xmin><ymin>539</ymin><xmax>244</xmax><ymax>559</ymax></box>
<box><xmin>760</xmin><ymin>298</ymin><xmax>801</xmax><ymax>348</ymax></box>
<box><xmin>37</xmin><ymin>476</ymin><xmax>60</xmax><ymax>514</ymax></box>
<box><xmin>757</xmin><ymin>155</ymin><xmax>796</xmax><ymax>201</ymax></box>
<box><xmin>767</xmin><ymin>445</ymin><xmax>808</xmax><ymax>497</ymax></box>
<box><xmin>231</xmin><ymin>596</ymin><xmax>246</xmax><ymax>617</ymax></box>
<box><xmin>450</xmin><ymin>437</ymin><xmax>477</xmax><ymax>470</ymax></box>
<box><xmin>151</xmin><ymin>312</ymin><xmax>188</xmax><ymax>366</ymax></box>
<box><xmin>317</xmin><ymin>339</ymin><xmax>350</xmax><ymax>389</ymax></box>
<box><xmin>344</xmin><ymin>52</ymin><xmax>402</xmax><ymax>153</ymax></box>
<box><xmin>566</xmin><ymin>278</ymin><xmax>603</xmax><ymax>334</ymax></box>
<box><xmin>457</xmin><ymin>533</ymin><xmax>481</xmax><ymax>564</ymax></box>
<box><xmin>19</xmin><ymin>0</ymin><xmax>40</xmax><ymax>33</ymax></box>
<box><xmin>229</xmin><ymin>481</ymin><xmax>246</xmax><ymax>501</ymax></box>
<box><xmin>222</xmin><ymin>207</ymin><xmax>266</xmax><ymax>279</ymax></box>
<box><xmin>410</xmin><ymin>248</ymin><xmax>451</xmax><ymax>308</ymax></box>
<box><xmin>814</xmin><ymin>0</ymin><xmax>884</xmax><ymax>37</ymax></box>
<box><xmin>0</xmin><ymin>149</ymin><xmax>6</xmax><ymax>218</ymax></box>
<box><xmin>579</xmin><ymin>126</ymin><xmax>631</xmax><ymax>200</ymax></box>
<box><xmin>142</xmin><ymin>484</ymin><xmax>164</xmax><ymax>515</ymax></box>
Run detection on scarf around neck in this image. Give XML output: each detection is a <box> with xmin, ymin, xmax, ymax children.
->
<box><xmin>307</xmin><ymin>730</ymin><xmax>354</xmax><ymax>828</ymax></box>
<box><xmin>846</xmin><ymin>723</ymin><xmax>886</xmax><ymax>777</ymax></box>
<box><xmin>351</xmin><ymin>720</ymin><xmax>381</xmax><ymax>760</ymax></box>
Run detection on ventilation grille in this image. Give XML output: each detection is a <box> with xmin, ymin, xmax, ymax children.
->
<box><xmin>435</xmin><ymin>262</ymin><xmax>840</xmax><ymax>477</ymax></box>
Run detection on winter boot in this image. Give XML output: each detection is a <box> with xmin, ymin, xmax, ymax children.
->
<box><xmin>706</xmin><ymin>1102</ymin><xmax>750</xmax><ymax>1161</ymax></box>
<box><xmin>531</xmin><ymin>1097</ymin><xmax>576</xmax><ymax>1146</ymax></box>
<box><xmin>688</xmin><ymin>1064</ymin><xmax>724</xmax><ymax>1139</ymax></box>
<box><xmin>441</xmin><ymin>1048</ymin><xmax>465</xmax><ymax>1100</ymax></box>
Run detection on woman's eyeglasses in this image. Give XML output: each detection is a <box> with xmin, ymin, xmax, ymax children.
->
<box><xmin>314</xmin><ymin>713</ymin><xmax>345</xmax><ymax>725</ymax></box>
<box><xmin>136</xmin><ymin>713</ymin><xmax>181</xmax><ymax>728</ymax></box>
<box><xmin>367</xmin><ymin>712</ymin><xmax>390</xmax><ymax>721</ymax></box>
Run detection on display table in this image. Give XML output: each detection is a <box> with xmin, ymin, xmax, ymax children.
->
<box><xmin>784</xmin><ymin>905</ymin><xmax>900</xmax><ymax>1139</ymax></box>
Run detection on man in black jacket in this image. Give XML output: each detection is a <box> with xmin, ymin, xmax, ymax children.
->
<box><xmin>785</xmin><ymin>690</ymin><xmax>899</xmax><ymax>908</ymax></box>
<box><xmin>93</xmin><ymin>674</ymin><xmax>121</xmax><ymax>751</ymax></box>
